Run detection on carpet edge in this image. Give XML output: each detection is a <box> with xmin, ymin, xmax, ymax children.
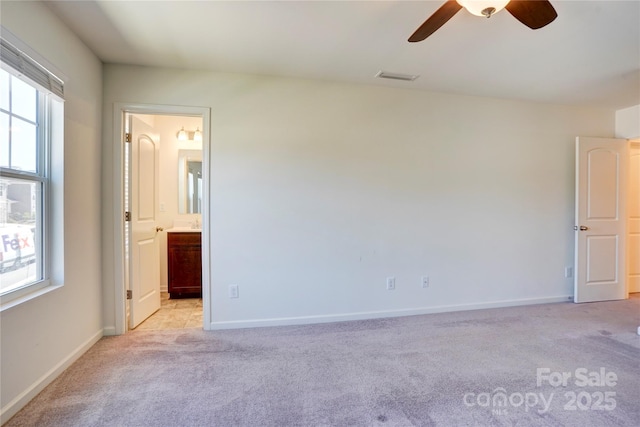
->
<box><xmin>1</xmin><ymin>328</ymin><xmax>104</xmax><ymax>424</ymax></box>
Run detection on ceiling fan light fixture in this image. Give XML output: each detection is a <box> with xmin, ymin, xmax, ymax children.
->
<box><xmin>456</xmin><ymin>0</ymin><xmax>510</xmax><ymax>17</ymax></box>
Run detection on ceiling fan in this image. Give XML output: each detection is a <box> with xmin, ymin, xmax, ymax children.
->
<box><xmin>408</xmin><ymin>0</ymin><xmax>557</xmax><ymax>42</ymax></box>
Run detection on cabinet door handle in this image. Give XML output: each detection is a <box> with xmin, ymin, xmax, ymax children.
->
<box><xmin>156</xmin><ymin>226</ymin><xmax>164</xmax><ymax>232</ymax></box>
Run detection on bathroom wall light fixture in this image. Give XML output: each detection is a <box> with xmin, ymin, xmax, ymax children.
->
<box><xmin>176</xmin><ymin>126</ymin><xmax>202</xmax><ymax>142</ymax></box>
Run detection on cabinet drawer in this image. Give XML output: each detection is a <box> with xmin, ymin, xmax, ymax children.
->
<box><xmin>168</xmin><ymin>232</ymin><xmax>201</xmax><ymax>246</ymax></box>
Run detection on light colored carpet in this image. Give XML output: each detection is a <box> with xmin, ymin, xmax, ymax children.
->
<box><xmin>6</xmin><ymin>297</ymin><xmax>640</xmax><ymax>426</ymax></box>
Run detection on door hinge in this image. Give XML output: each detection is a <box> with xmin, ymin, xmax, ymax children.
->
<box><xmin>127</xmin><ymin>290</ymin><xmax>133</xmax><ymax>300</ymax></box>
<box><xmin>125</xmin><ymin>133</ymin><xmax>132</xmax><ymax>143</ymax></box>
<box><xmin>125</xmin><ymin>211</ymin><xmax>131</xmax><ymax>222</ymax></box>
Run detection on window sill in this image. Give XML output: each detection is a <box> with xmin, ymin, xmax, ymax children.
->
<box><xmin>0</xmin><ymin>280</ymin><xmax>62</xmax><ymax>312</ymax></box>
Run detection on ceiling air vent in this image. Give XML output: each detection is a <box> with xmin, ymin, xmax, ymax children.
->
<box><xmin>375</xmin><ymin>71</ymin><xmax>419</xmax><ymax>82</ymax></box>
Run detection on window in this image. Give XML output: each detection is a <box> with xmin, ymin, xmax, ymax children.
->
<box><xmin>0</xmin><ymin>37</ymin><xmax>64</xmax><ymax>306</ymax></box>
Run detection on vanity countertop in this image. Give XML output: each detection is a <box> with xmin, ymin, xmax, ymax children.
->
<box><xmin>166</xmin><ymin>227</ymin><xmax>202</xmax><ymax>233</ymax></box>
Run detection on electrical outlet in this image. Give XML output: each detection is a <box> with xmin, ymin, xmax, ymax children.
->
<box><xmin>421</xmin><ymin>276</ymin><xmax>430</xmax><ymax>288</ymax></box>
<box><xmin>565</xmin><ymin>266</ymin><xmax>573</xmax><ymax>278</ymax></box>
<box><xmin>229</xmin><ymin>284</ymin><xmax>239</xmax><ymax>298</ymax></box>
<box><xmin>386</xmin><ymin>277</ymin><xmax>395</xmax><ymax>290</ymax></box>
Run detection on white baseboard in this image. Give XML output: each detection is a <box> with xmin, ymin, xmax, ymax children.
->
<box><xmin>208</xmin><ymin>295</ymin><xmax>572</xmax><ymax>330</ymax></box>
<box><xmin>102</xmin><ymin>326</ymin><xmax>117</xmax><ymax>336</ymax></box>
<box><xmin>0</xmin><ymin>329</ymin><xmax>104</xmax><ymax>424</ymax></box>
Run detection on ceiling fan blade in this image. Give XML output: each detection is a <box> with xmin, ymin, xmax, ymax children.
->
<box><xmin>505</xmin><ymin>0</ymin><xmax>558</xmax><ymax>30</ymax></box>
<box><xmin>408</xmin><ymin>0</ymin><xmax>463</xmax><ymax>42</ymax></box>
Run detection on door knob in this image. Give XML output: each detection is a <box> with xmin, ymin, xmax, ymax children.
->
<box><xmin>574</xmin><ymin>225</ymin><xmax>589</xmax><ymax>231</ymax></box>
<box><xmin>156</xmin><ymin>226</ymin><xmax>164</xmax><ymax>232</ymax></box>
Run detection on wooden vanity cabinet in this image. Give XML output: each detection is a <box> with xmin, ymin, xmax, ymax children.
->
<box><xmin>167</xmin><ymin>232</ymin><xmax>202</xmax><ymax>298</ymax></box>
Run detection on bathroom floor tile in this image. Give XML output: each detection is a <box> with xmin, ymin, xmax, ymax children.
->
<box><xmin>133</xmin><ymin>292</ymin><xmax>202</xmax><ymax>331</ymax></box>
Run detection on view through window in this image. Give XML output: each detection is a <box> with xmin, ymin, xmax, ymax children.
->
<box><xmin>0</xmin><ymin>67</ymin><xmax>45</xmax><ymax>295</ymax></box>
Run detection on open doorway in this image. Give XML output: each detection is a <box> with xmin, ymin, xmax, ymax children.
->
<box><xmin>112</xmin><ymin>104</ymin><xmax>211</xmax><ymax>335</ymax></box>
<box><xmin>629</xmin><ymin>141</ymin><xmax>640</xmax><ymax>294</ymax></box>
<box><xmin>574</xmin><ymin>137</ymin><xmax>640</xmax><ymax>303</ymax></box>
<box><xmin>126</xmin><ymin>113</ymin><xmax>204</xmax><ymax>330</ymax></box>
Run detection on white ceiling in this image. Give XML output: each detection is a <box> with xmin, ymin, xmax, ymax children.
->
<box><xmin>45</xmin><ymin>0</ymin><xmax>640</xmax><ymax>109</ymax></box>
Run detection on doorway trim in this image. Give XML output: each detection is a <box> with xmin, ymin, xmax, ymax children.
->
<box><xmin>629</xmin><ymin>140</ymin><xmax>640</xmax><ymax>294</ymax></box>
<box><xmin>112</xmin><ymin>103</ymin><xmax>211</xmax><ymax>335</ymax></box>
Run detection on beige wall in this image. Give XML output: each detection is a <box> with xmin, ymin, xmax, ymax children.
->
<box><xmin>102</xmin><ymin>64</ymin><xmax>615</xmax><ymax>330</ymax></box>
<box><xmin>0</xmin><ymin>1</ymin><xmax>103</xmax><ymax>421</ymax></box>
<box><xmin>615</xmin><ymin>105</ymin><xmax>640</xmax><ymax>139</ymax></box>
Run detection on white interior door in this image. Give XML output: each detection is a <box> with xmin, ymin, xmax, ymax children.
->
<box><xmin>129</xmin><ymin>116</ymin><xmax>161</xmax><ymax>328</ymax></box>
<box><xmin>629</xmin><ymin>142</ymin><xmax>640</xmax><ymax>293</ymax></box>
<box><xmin>574</xmin><ymin>137</ymin><xmax>628</xmax><ymax>303</ymax></box>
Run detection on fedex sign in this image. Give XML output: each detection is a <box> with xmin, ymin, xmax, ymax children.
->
<box><xmin>0</xmin><ymin>227</ymin><xmax>36</xmax><ymax>270</ymax></box>
<box><xmin>2</xmin><ymin>233</ymin><xmax>31</xmax><ymax>252</ymax></box>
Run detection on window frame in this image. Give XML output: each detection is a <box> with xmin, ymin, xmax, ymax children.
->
<box><xmin>0</xmin><ymin>34</ymin><xmax>64</xmax><ymax>310</ymax></box>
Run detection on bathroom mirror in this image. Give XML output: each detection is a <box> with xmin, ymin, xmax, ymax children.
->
<box><xmin>178</xmin><ymin>150</ymin><xmax>203</xmax><ymax>214</ymax></box>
